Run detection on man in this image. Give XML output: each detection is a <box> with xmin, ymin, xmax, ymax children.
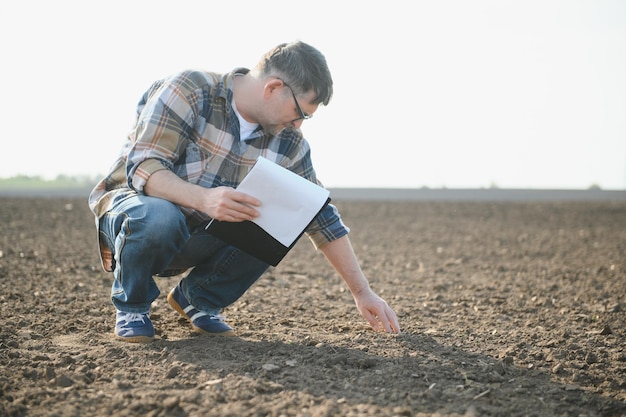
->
<box><xmin>88</xmin><ymin>41</ymin><xmax>401</xmax><ymax>343</ymax></box>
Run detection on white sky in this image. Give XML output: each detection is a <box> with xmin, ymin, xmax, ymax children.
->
<box><xmin>1</xmin><ymin>0</ymin><xmax>625</xmax><ymax>189</ymax></box>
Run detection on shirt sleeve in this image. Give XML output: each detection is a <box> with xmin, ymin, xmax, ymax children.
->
<box><xmin>126</xmin><ymin>74</ymin><xmax>196</xmax><ymax>193</ymax></box>
<box><xmin>305</xmin><ymin>203</ymin><xmax>350</xmax><ymax>249</ymax></box>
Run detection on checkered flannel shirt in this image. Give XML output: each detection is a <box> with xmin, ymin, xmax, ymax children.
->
<box><xmin>88</xmin><ymin>68</ymin><xmax>348</xmax><ymax>272</ymax></box>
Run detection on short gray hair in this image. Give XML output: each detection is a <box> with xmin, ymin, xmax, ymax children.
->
<box><xmin>255</xmin><ymin>41</ymin><xmax>333</xmax><ymax>106</ymax></box>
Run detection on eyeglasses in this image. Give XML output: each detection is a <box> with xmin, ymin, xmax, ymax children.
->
<box><xmin>278</xmin><ymin>78</ymin><xmax>312</xmax><ymax>121</ymax></box>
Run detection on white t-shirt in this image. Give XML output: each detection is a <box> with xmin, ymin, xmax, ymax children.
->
<box><xmin>232</xmin><ymin>100</ymin><xmax>259</xmax><ymax>141</ymax></box>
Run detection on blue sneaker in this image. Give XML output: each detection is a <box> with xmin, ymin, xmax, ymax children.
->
<box><xmin>114</xmin><ymin>311</ymin><xmax>154</xmax><ymax>343</ymax></box>
<box><xmin>167</xmin><ymin>284</ymin><xmax>234</xmax><ymax>336</ymax></box>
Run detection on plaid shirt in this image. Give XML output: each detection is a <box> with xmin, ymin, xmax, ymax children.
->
<box><xmin>89</xmin><ymin>68</ymin><xmax>348</xmax><ymax>272</ymax></box>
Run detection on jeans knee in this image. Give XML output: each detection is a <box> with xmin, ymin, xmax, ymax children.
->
<box><xmin>119</xmin><ymin>197</ymin><xmax>188</xmax><ymax>248</ymax></box>
<box><xmin>144</xmin><ymin>202</ymin><xmax>186</xmax><ymax>238</ymax></box>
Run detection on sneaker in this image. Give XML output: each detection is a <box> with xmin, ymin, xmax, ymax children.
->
<box><xmin>167</xmin><ymin>284</ymin><xmax>234</xmax><ymax>336</ymax></box>
<box><xmin>114</xmin><ymin>311</ymin><xmax>154</xmax><ymax>343</ymax></box>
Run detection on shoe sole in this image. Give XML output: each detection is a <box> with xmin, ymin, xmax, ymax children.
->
<box><xmin>113</xmin><ymin>332</ymin><xmax>154</xmax><ymax>343</ymax></box>
<box><xmin>167</xmin><ymin>290</ymin><xmax>235</xmax><ymax>337</ymax></box>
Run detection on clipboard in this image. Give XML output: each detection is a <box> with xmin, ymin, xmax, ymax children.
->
<box><xmin>205</xmin><ymin>157</ymin><xmax>331</xmax><ymax>266</ymax></box>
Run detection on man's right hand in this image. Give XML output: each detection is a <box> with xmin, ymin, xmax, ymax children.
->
<box><xmin>144</xmin><ymin>170</ymin><xmax>260</xmax><ymax>222</ymax></box>
<box><xmin>202</xmin><ymin>186</ymin><xmax>260</xmax><ymax>222</ymax></box>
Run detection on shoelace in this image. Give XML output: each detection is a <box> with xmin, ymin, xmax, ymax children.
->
<box><xmin>209</xmin><ymin>314</ymin><xmax>226</xmax><ymax>322</ymax></box>
<box><xmin>123</xmin><ymin>313</ymin><xmax>148</xmax><ymax>323</ymax></box>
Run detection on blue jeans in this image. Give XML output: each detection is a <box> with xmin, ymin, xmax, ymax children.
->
<box><xmin>99</xmin><ymin>194</ymin><xmax>269</xmax><ymax>314</ymax></box>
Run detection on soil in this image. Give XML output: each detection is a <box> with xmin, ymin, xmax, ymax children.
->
<box><xmin>0</xmin><ymin>196</ymin><xmax>625</xmax><ymax>417</ymax></box>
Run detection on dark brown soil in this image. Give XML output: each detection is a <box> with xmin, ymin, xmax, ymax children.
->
<box><xmin>1</xmin><ymin>197</ymin><xmax>625</xmax><ymax>417</ymax></box>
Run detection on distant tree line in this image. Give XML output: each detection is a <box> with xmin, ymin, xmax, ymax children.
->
<box><xmin>0</xmin><ymin>174</ymin><xmax>99</xmax><ymax>189</ymax></box>
<box><xmin>0</xmin><ymin>174</ymin><xmax>607</xmax><ymax>191</ymax></box>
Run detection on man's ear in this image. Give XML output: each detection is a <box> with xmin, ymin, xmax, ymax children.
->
<box><xmin>263</xmin><ymin>78</ymin><xmax>283</xmax><ymax>99</ymax></box>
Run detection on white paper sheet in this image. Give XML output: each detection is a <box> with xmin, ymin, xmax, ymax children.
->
<box><xmin>235</xmin><ymin>156</ymin><xmax>330</xmax><ymax>247</ymax></box>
